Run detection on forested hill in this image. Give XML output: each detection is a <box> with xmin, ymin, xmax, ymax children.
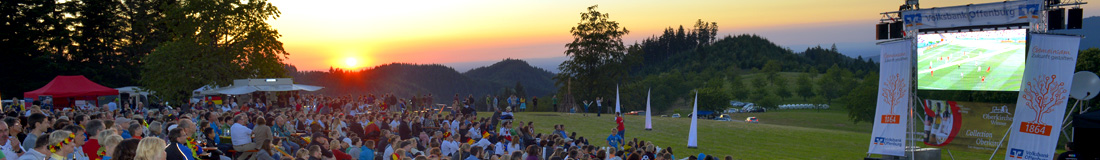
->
<box><xmin>289</xmin><ymin>60</ymin><xmax>558</xmax><ymax>103</ymax></box>
<box><xmin>633</xmin><ymin>34</ymin><xmax>877</xmax><ymax>78</ymax></box>
<box><xmin>579</xmin><ymin>31</ymin><xmax>880</xmax><ymax>114</ymax></box>
<box><xmin>463</xmin><ymin>59</ymin><xmax>556</xmax><ymax>97</ymax></box>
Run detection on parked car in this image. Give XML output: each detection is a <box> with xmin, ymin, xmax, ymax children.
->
<box><xmin>671</xmin><ymin>113</ymin><xmax>681</xmax><ymax>118</ymax></box>
<box><xmin>724</xmin><ymin>108</ymin><xmax>741</xmax><ymax>113</ymax></box>
<box><xmin>626</xmin><ymin>110</ymin><xmax>645</xmax><ymax>115</ymax></box>
<box><xmin>714</xmin><ymin>114</ymin><xmax>732</xmax><ymax>121</ymax></box>
<box><xmin>745</xmin><ymin>117</ymin><xmax>759</xmax><ymax>123</ymax></box>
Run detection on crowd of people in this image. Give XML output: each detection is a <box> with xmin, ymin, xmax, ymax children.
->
<box><xmin>0</xmin><ymin>93</ymin><xmax>734</xmax><ymax>160</ymax></box>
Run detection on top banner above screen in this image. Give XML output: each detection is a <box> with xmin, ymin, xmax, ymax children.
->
<box><xmin>917</xmin><ymin>29</ymin><xmax>1027</xmax><ymax>91</ymax></box>
<box><xmin>901</xmin><ymin>0</ymin><xmax>1041</xmax><ymax>30</ymax></box>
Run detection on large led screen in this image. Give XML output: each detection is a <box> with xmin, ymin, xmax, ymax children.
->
<box><xmin>917</xmin><ymin>29</ymin><xmax>1026</xmax><ymax>91</ymax></box>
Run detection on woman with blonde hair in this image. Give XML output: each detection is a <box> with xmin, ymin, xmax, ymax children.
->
<box><xmin>98</xmin><ymin>135</ymin><xmax>124</xmax><ymax>160</ymax></box>
<box><xmin>136</xmin><ymin>137</ymin><xmax>167</xmax><ymax>160</ymax></box>
<box><xmin>47</xmin><ymin>130</ymin><xmax>78</xmax><ymax>160</ymax></box>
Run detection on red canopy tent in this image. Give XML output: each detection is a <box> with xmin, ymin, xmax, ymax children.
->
<box><xmin>23</xmin><ymin>75</ymin><xmax>119</xmax><ymax>109</ymax></box>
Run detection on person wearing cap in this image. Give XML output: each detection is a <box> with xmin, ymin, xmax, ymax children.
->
<box><xmin>116</xmin><ymin>118</ymin><xmax>132</xmax><ymax>139</ymax></box>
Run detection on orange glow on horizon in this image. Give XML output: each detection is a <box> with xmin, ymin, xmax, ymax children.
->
<box><xmin>267</xmin><ymin>0</ymin><xmax>1100</xmax><ymax>71</ymax></box>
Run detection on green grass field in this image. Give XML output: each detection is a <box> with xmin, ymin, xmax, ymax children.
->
<box><xmin>917</xmin><ymin>40</ymin><xmax>1026</xmax><ymax>91</ymax></box>
<box><xmin>501</xmin><ymin>110</ymin><xmax>1013</xmax><ymax>159</ymax></box>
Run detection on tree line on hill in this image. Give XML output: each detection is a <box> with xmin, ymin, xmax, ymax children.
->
<box><xmin>289</xmin><ymin>58</ymin><xmax>559</xmax><ymax>106</ymax></box>
<box><xmin>557</xmin><ymin>5</ymin><xmax>880</xmax><ymax>122</ymax></box>
<box><xmin>0</xmin><ymin>0</ymin><xmax>291</xmax><ymax>104</ymax></box>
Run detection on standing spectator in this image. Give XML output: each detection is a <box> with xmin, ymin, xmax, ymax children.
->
<box><xmin>99</xmin><ymin>134</ymin><xmax>123</xmax><ymax>160</ymax></box>
<box><xmin>606</xmin><ymin>128</ymin><xmax>622</xmax><ymax>150</ymax></box>
<box><xmin>136</xmin><ymin>137</ymin><xmax>167</xmax><ymax>160</ymax></box>
<box><xmin>61</xmin><ymin>125</ymin><xmax>89</xmax><ymax>160</ymax></box>
<box><xmin>532</xmin><ymin>96</ymin><xmax>538</xmax><ymax>111</ymax></box>
<box><xmin>552</xmin><ymin>95</ymin><xmax>558</xmax><ymax>113</ymax></box>
<box><xmin>23</xmin><ymin>113</ymin><xmax>48</xmax><ymax>151</ymax></box>
<box><xmin>46</xmin><ymin>130</ymin><xmax>76</xmax><ymax>160</ymax></box>
<box><xmin>596</xmin><ymin>97</ymin><xmax>603</xmax><ymax>117</ymax></box>
<box><xmin>82</xmin><ymin>120</ymin><xmax>104</xmax><ymax>160</ymax></box>
<box><xmin>111</xmin><ymin>139</ymin><xmax>140</xmax><ymax>160</ymax></box>
<box><xmin>0</xmin><ymin>121</ymin><xmax>21</xmax><ymax>160</ymax></box>
<box><xmin>616</xmin><ymin>113</ymin><xmax>625</xmax><ymax>139</ymax></box>
<box><xmin>18</xmin><ymin>134</ymin><xmax>50</xmax><ymax>160</ymax></box>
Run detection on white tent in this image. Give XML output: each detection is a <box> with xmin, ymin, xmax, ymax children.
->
<box><xmin>115</xmin><ymin>86</ymin><xmax>153</xmax><ymax>96</ymax></box>
<box><xmin>214</xmin><ymin>85</ymin><xmax>260</xmax><ymax>95</ymax></box>
<box><xmin>194</xmin><ymin>78</ymin><xmax>324</xmax><ymax>96</ymax></box>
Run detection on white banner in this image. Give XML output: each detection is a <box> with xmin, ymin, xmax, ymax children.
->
<box><xmin>1005</xmin><ymin>33</ymin><xmax>1080</xmax><ymax>160</ymax></box>
<box><xmin>869</xmin><ymin>39</ymin><xmax>913</xmax><ymax>156</ymax></box>
<box><xmin>902</xmin><ymin>0</ymin><xmax>1042</xmax><ymax>30</ymax></box>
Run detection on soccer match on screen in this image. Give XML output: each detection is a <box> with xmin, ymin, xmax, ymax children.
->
<box><xmin>917</xmin><ymin>29</ymin><xmax>1028</xmax><ymax>91</ymax></box>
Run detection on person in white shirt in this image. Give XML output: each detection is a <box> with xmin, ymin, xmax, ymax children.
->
<box><xmin>470</xmin><ymin>133</ymin><xmax>491</xmax><ymax>149</ymax></box>
<box><xmin>493</xmin><ymin>137</ymin><xmax>508</xmax><ymax>156</ymax></box>
<box><xmin>440</xmin><ymin>135</ymin><xmax>459</xmax><ymax>157</ymax></box>
<box><xmin>230</xmin><ymin>115</ymin><xmax>257</xmax><ymax>160</ymax></box>
<box><xmin>0</xmin><ymin>122</ymin><xmax>21</xmax><ymax>160</ymax></box>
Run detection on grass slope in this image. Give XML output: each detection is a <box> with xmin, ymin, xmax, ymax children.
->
<box><xmin>501</xmin><ymin>110</ymin><xmax>1003</xmax><ymax>159</ymax></box>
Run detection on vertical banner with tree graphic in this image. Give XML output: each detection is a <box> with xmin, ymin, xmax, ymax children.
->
<box><xmin>869</xmin><ymin>39</ymin><xmax>912</xmax><ymax>156</ymax></box>
<box><xmin>1005</xmin><ymin>33</ymin><xmax>1080</xmax><ymax>160</ymax></box>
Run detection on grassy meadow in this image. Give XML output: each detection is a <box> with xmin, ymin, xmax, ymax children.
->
<box><xmin>499</xmin><ymin>110</ymin><xmax>1006</xmax><ymax>159</ymax></box>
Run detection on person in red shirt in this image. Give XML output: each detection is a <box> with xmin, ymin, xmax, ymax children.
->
<box><xmin>295</xmin><ymin>100</ymin><xmax>303</xmax><ymax>112</ymax></box>
<box><xmin>82</xmin><ymin>120</ymin><xmax>106</xmax><ymax>160</ymax></box>
<box><xmin>330</xmin><ymin>139</ymin><xmax>353</xmax><ymax>160</ymax></box>
<box><xmin>616</xmin><ymin>112</ymin><xmax>625</xmax><ymax>139</ymax></box>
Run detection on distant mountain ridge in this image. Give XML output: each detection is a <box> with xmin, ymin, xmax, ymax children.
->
<box><xmin>290</xmin><ymin>59</ymin><xmax>558</xmax><ymax>103</ymax></box>
<box><xmin>463</xmin><ymin>59</ymin><xmax>556</xmax><ymax>96</ymax></box>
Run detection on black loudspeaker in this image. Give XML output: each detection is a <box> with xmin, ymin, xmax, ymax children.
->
<box><xmin>1068</xmin><ymin>8</ymin><xmax>1083</xmax><ymax>29</ymax></box>
<box><xmin>876</xmin><ymin>23</ymin><xmax>889</xmax><ymax>40</ymax></box>
<box><xmin>1049</xmin><ymin>8</ymin><xmax>1065</xmax><ymax>30</ymax></box>
<box><xmin>889</xmin><ymin>22</ymin><xmax>904</xmax><ymax>39</ymax></box>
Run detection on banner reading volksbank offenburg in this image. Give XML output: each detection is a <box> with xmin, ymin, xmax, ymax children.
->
<box><xmin>869</xmin><ymin>39</ymin><xmax>912</xmax><ymax>156</ymax></box>
<box><xmin>902</xmin><ymin>0</ymin><xmax>1042</xmax><ymax>30</ymax></box>
<box><xmin>1005</xmin><ymin>34</ymin><xmax>1080</xmax><ymax>160</ymax></box>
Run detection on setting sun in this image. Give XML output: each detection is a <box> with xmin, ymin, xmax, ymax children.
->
<box><xmin>344</xmin><ymin>57</ymin><xmax>359</xmax><ymax>69</ymax></box>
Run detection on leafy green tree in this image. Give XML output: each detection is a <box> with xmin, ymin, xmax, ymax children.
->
<box><xmin>141</xmin><ymin>0</ymin><xmax>289</xmax><ymax>104</ymax></box>
<box><xmin>842</xmin><ymin>72</ymin><xmax>879</xmax><ymax>123</ymax></box>
<box><xmin>773</xmin><ymin>76</ymin><xmax>790</xmax><ymax>100</ymax></box>
<box><xmin>796</xmin><ymin>74</ymin><xmax>814</xmax><ymax>101</ymax></box>
<box><xmin>514</xmin><ymin>82</ymin><xmax>527</xmax><ymax>99</ymax></box>
<box><xmin>728</xmin><ymin>75</ymin><xmax>748</xmax><ymax>100</ymax></box>
<box><xmin>557</xmin><ymin>5</ymin><xmax>629</xmax><ymax>101</ymax></box>
<box><xmin>759</xmin><ymin>94</ymin><xmax>780</xmax><ymax>110</ymax></box>
<box><xmin>1075</xmin><ymin>48</ymin><xmax>1100</xmax><ymax>111</ymax></box>
<box><xmin>810</xmin><ymin>94</ymin><xmax>827</xmax><ymax>112</ymax></box>
<box><xmin>762</xmin><ymin>60</ymin><xmax>781</xmax><ymax>81</ymax></box>
<box><xmin>816</xmin><ymin>64</ymin><xmax>851</xmax><ymax>104</ymax></box>
<box><xmin>698</xmin><ymin>87</ymin><xmax>730</xmax><ymax>112</ymax></box>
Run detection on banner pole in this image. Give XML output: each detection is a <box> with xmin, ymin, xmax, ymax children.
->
<box><xmin>946</xmin><ymin>149</ymin><xmax>955</xmax><ymax>160</ymax></box>
<box><xmin>988</xmin><ymin>127</ymin><xmax>1012</xmax><ymax>160</ymax></box>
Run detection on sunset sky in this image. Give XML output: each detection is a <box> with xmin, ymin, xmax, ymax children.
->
<box><xmin>266</xmin><ymin>0</ymin><xmax>1099</xmax><ymax>71</ymax></box>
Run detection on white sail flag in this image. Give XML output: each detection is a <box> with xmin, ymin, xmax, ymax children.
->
<box><xmin>1005</xmin><ymin>33</ymin><xmax>1081</xmax><ymax>160</ymax></box>
<box><xmin>645</xmin><ymin>88</ymin><xmax>652</xmax><ymax>130</ymax></box>
<box><xmin>615</xmin><ymin>85</ymin><xmax>621</xmax><ymax>114</ymax></box>
<box><xmin>687</xmin><ymin>91</ymin><xmax>698</xmax><ymax>148</ymax></box>
<box><xmin>868</xmin><ymin>38</ymin><xmax>912</xmax><ymax>156</ymax></box>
